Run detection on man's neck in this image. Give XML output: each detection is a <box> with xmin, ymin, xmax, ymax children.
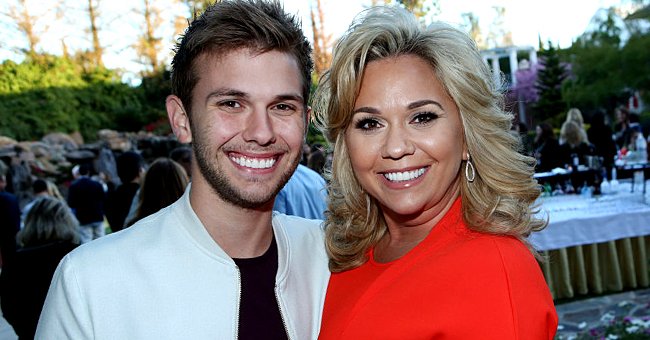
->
<box><xmin>189</xmin><ymin>182</ymin><xmax>275</xmax><ymax>259</ymax></box>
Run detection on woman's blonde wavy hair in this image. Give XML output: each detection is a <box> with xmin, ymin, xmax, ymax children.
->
<box><xmin>313</xmin><ymin>6</ymin><xmax>546</xmax><ymax>273</ymax></box>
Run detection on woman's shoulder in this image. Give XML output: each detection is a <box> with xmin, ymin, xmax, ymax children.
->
<box><xmin>443</xmin><ymin>231</ymin><xmax>540</xmax><ymax>274</ymax></box>
<box><xmin>438</xmin><ymin>231</ymin><xmax>551</xmax><ymax>297</ymax></box>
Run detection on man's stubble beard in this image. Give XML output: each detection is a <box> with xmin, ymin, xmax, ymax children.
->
<box><xmin>192</xmin><ymin>133</ymin><xmax>301</xmax><ymax>210</ymax></box>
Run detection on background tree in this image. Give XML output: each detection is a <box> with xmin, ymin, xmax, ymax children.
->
<box><xmin>0</xmin><ymin>0</ymin><xmax>646</xmax><ymax>143</ymax></box>
<box><xmin>182</xmin><ymin>0</ymin><xmax>216</xmax><ymax>17</ymax></box>
<box><xmin>310</xmin><ymin>0</ymin><xmax>331</xmax><ymax>77</ymax></box>
<box><xmin>2</xmin><ymin>0</ymin><xmax>62</xmax><ymax>57</ymax></box>
<box><xmin>533</xmin><ymin>41</ymin><xmax>568</xmax><ymax>124</ymax></box>
<box><xmin>562</xmin><ymin>8</ymin><xmax>629</xmax><ymax>114</ymax></box>
<box><xmin>486</xmin><ymin>6</ymin><xmax>513</xmax><ymax>48</ymax></box>
<box><xmin>461</xmin><ymin>12</ymin><xmax>486</xmax><ymax>49</ymax></box>
<box><xmin>86</xmin><ymin>0</ymin><xmax>104</xmax><ymax>67</ymax></box>
<box><xmin>393</xmin><ymin>0</ymin><xmax>440</xmax><ymax>22</ymax></box>
<box><xmin>0</xmin><ymin>55</ymin><xmax>148</xmax><ymax>141</ymax></box>
<box><xmin>173</xmin><ymin>0</ymin><xmax>189</xmax><ymax>41</ymax></box>
<box><xmin>620</xmin><ymin>28</ymin><xmax>650</xmax><ymax>97</ymax></box>
<box><xmin>134</xmin><ymin>0</ymin><xmax>165</xmax><ymax>76</ymax></box>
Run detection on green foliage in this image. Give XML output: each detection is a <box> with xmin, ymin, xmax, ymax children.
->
<box><xmin>130</xmin><ymin>70</ymin><xmax>170</xmax><ymax>132</ymax></box>
<box><xmin>533</xmin><ymin>42</ymin><xmax>568</xmax><ymax>125</ymax></box>
<box><xmin>620</xmin><ymin>33</ymin><xmax>650</xmax><ymax>95</ymax></box>
<box><xmin>183</xmin><ymin>0</ymin><xmax>217</xmax><ymax>17</ymax></box>
<box><xmin>561</xmin><ymin>41</ymin><xmax>625</xmax><ymax>113</ymax></box>
<box><xmin>307</xmin><ymin>123</ymin><xmax>327</xmax><ymax>148</ymax></box>
<box><xmin>0</xmin><ymin>54</ymin><xmax>167</xmax><ymax>141</ymax></box>
<box><xmin>561</xmin><ymin>9</ymin><xmax>650</xmax><ymax>116</ymax></box>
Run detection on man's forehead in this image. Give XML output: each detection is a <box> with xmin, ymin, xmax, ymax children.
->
<box><xmin>193</xmin><ymin>49</ymin><xmax>305</xmax><ymax>101</ymax></box>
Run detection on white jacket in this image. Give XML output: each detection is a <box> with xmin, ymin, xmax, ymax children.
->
<box><xmin>36</xmin><ymin>186</ymin><xmax>330</xmax><ymax>339</ymax></box>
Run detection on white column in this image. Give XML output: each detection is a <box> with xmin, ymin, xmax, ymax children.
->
<box><xmin>491</xmin><ymin>56</ymin><xmax>501</xmax><ymax>86</ymax></box>
<box><xmin>509</xmin><ymin>48</ymin><xmax>518</xmax><ymax>87</ymax></box>
<box><xmin>529</xmin><ymin>49</ymin><xmax>538</xmax><ymax>66</ymax></box>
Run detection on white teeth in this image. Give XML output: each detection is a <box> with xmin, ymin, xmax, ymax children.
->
<box><xmin>384</xmin><ymin>168</ymin><xmax>426</xmax><ymax>182</ymax></box>
<box><xmin>231</xmin><ymin>155</ymin><xmax>275</xmax><ymax>169</ymax></box>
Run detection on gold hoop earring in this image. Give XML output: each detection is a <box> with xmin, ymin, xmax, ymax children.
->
<box><xmin>465</xmin><ymin>154</ymin><xmax>475</xmax><ymax>183</ymax></box>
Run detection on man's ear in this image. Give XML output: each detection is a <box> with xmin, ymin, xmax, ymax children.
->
<box><xmin>304</xmin><ymin>106</ymin><xmax>312</xmax><ymax>138</ymax></box>
<box><xmin>166</xmin><ymin>95</ymin><xmax>192</xmax><ymax>144</ymax></box>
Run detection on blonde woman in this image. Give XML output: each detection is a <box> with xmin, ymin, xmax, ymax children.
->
<box><xmin>314</xmin><ymin>6</ymin><xmax>557</xmax><ymax>339</ymax></box>
<box><xmin>560</xmin><ymin>107</ymin><xmax>589</xmax><ymax>145</ymax></box>
<box><xmin>0</xmin><ymin>197</ymin><xmax>79</xmax><ymax>339</ymax></box>
<box><xmin>559</xmin><ymin>120</ymin><xmax>595</xmax><ymax>169</ymax></box>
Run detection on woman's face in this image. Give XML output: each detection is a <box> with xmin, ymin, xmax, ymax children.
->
<box><xmin>345</xmin><ymin>55</ymin><xmax>465</xmax><ymax>218</ymax></box>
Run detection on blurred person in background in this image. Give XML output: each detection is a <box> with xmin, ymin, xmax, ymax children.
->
<box><xmin>21</xmin><ymin>179</ymin><xmax>50</xmax><ymax>227</ymax></box>
<box><xmin>274</xmin><ymin>163</ymin><xmax>327</xmax><ymax>220</ymax></box>
<box><xmin>614</xmin><ymin>106</ymin><xmax>637</xmax><ymax>151</ymax></box>
<box><xmin>105</xmin><ymin>151</ymin><xmax>145</xmax><ymax>233</ymax></box>
<box><xmin>558</xmin><ymin>121</ymin><xmax>595</xmax><ymax>169</ymax></box>
<box><xmin>0</xmin><ymin>159</ymin><xmax>20</xmax><ymax>267</ymax></box>
<box><xmin>307</xmin><ymin>143</ymin><xmax>326</xmax><ymax>176</ymax></box>
<box><xmin>45</xmin><ymin>180</ymin><xmax>63</xmax><ymax>201</ymax></box>
<box><xmin>126</xmin><ymin>157</ymin><xmax>189</xmax><ymax>226</ymax></box>
<box><xmin>169</xmin><ymin>146</ymin><xmax>193</xmax><ymax>179</ymax></box>
<box><xmin>533</xmin><ymin>122</ymin><xmax>562</xmax><ymax>172</ymax></box>
<box><xmin>587</xmin><ymin>112</ymin><xmax>617</xmax><ymax>179</ymax></box>
<box><xmin>559</xmin><ymin>108</ymin><xmax>589</xmax><ymax>145</ymax></box>
<box><xmin>0</xmin><ymin>197</ymin><xmax>79</xmax><ymax>339</ymax></box>
<box><xmin>67</xmin><ymin>163</ymin><xmax>106</xmax><ymax>243</ymax></box>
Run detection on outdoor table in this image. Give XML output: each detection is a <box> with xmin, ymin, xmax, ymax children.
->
<box><xmin>528</xmin><ymin>181</ymin><xmax>650</xmax><ymax>300</ymax></box>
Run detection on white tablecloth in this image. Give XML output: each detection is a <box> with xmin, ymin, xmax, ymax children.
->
<box><xmin>529</xmin><ymin>181</ymin><xmax>650</xmax><ymax>251</ymax></box>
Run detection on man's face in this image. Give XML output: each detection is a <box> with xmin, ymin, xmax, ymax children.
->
<box><xmin>187</xmin><ymin>49</ymin><xmax>307</xmax><ymax>209</ymax></box>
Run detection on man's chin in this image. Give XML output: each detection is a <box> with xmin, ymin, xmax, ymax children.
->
<box><xmin>209</xmin><ymin>181</ymin><xmax>280</xmax><ymax>210</ymax></box>
<box><xmin>219</xmin><ymin>192</ymin><xmax>277</xmax><ymax>210</ymax></box>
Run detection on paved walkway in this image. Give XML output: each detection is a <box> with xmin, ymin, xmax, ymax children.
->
<box><xmin>1</xmin><ymin>289</ymin><xmax>649</xmax><ymax>339</ymax></box>
<box><xmin>555</xmin><ymin>288</ymin><xmax>650</xmax><ymax>339</ymax></box>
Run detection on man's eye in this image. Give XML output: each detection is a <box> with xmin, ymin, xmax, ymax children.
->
<box><xmin>276</xmin><ymin>103</ymin><xmax>290</xmax><ymax>110</ymax></box>
<box><xmin>220</xmin><ymin>100</ymin><xmax>241</xmax><ymax>108</ymax></box>
<box><xmin>271</xmin><ymin>103</ymin><xmax>298</xmax><ymax>116</ymax></box>
<box><xmin>412</xmin><ymin>112</ymin><xmax>438</xmax><ymax>124</ymax></box>
<box><xmin>354</xmin><ymin>118</ymin><xmax>381</xmax><ymax>130</ymax></box>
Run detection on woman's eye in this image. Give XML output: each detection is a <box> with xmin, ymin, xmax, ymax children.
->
<box><xmin>354</xmin><ymin>118</ymin><xmax>381</xmax><ymax>130</ymax></box>
<box><xmin>412</xmin><ymin>112</ymin><xmax>438</xmax><ymax>125</ymax></box>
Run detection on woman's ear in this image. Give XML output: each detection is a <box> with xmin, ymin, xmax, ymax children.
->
<box><xmin>462</xmin><ymin>136</ymin><xmax>469</xmax><ymax>161</ymax></box>
<box><xmin>166</xmin><ymin>95</ymin><xmax>192</xmax><ymax>143</ymax></box>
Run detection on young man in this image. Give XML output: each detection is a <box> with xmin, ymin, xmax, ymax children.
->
<box><xmin>67</xmin><ymin>163</ymin><xmax>106</xmax><ymax>243</ymax></box>
<box><xmin>36</xmin><ymin>1</ymin><xmax>330</xmax><ymax>339</ymax></box>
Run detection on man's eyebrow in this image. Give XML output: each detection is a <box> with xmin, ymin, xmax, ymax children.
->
<box><xmin>206</xmin><ymin>88</ymin><xmax>247</xmax><ymax>100</ymax></box>
<box><xmin>276</xmin><ymin>93</ymin><xmax>305</xmax><ymax>104</ymax></box>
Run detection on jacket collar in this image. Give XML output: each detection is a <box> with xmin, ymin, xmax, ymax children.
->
<box><xmin>170</xmin><ymin>183</ymin><xmax>289</xmax><ymax>275</ymax></box>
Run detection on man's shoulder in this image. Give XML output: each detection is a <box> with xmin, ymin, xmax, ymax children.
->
<box><xmin>294</xmin><ymin>164</ymin><xmax>325</xmax><ymax>183</ymax></box>
<box><xmin>0</xmin><ymin>191</ymin><xmax>18</xmax><ymax>204</ymax></box>
<box><xmin>273</xmin><ymin>214</ymin><xmax>323</xmax><ymax>237</ymax></box>
<box><xmin>68</xmin><ymin>208</ymin><xmax>177</xmax><ymax>264</ymax></box>
<box><xmin>70</xmin><ymin>177</ymin><xmax>102</xmax><ymax>188</ymax></box>
<box><xmin>274</xmin><ymin>213</ymin><xmax>322</xmax><ymax>226</ymax></box>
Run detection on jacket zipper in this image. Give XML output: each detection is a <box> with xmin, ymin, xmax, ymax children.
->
<box><xmin>235</xmin><ymin>267</ymin><xmax>242</xmax><ymax>340</ymax></box>
<box><xmin>275</xmin><ymin>288</ymin><xmax>291</xmax><ymax>340</ymax></box>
